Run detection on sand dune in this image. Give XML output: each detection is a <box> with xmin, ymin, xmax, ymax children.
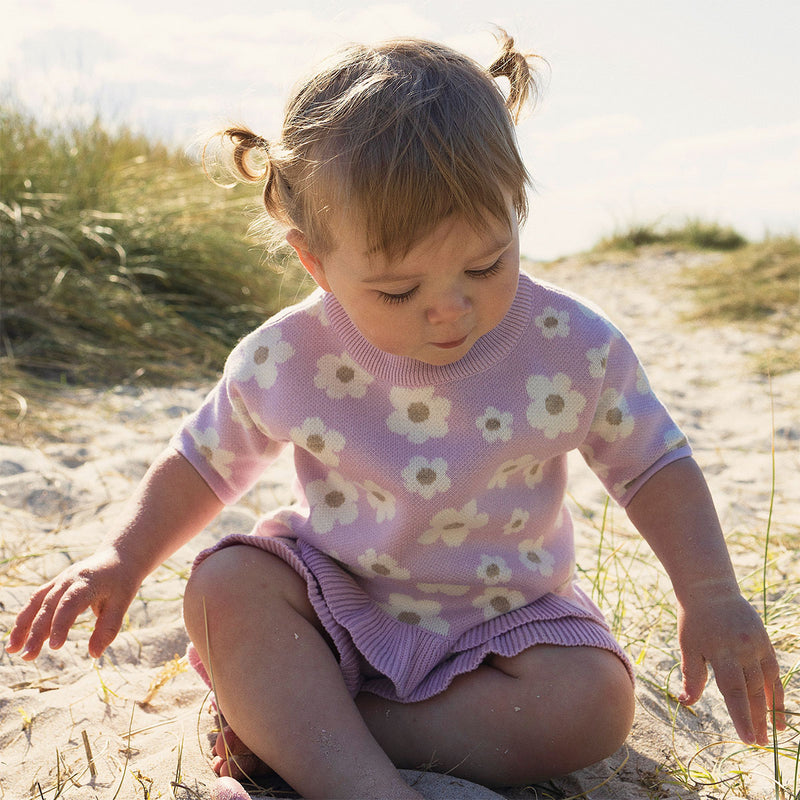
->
<box><xmin>1</xmin><ymin>251</ymin><xmax>797</xmax><ymax>799</ymax></box>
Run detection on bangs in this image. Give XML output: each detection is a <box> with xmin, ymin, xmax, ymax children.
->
<box><xmin>292</xmin><ymin>39</ymin><xmax>530</xmax><ymax>258</ymax></box>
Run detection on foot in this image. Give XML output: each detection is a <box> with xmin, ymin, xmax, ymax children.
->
<box><xmin>211</xmin><ymin>776</ymin><xmax>252</xmax><ymax>800</ymax></box>
<box><xmin>212</xmin><ymin>726</ymin><xmax>276</xmax><ymax>780</ymax></box>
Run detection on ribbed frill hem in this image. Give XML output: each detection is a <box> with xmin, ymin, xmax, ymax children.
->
<box><xmin>189</xmin><ymin>532</ymin><xmax>633</xmax><ymax>704</ymax></box>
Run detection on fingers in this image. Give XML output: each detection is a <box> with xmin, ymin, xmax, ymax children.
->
<box><xmin>764</xmin><ymin>656</ymin><xmax>787</xmax><ymax>733</ymax></box>
<box><xmin>8</xmin><ymin>581</ymin><xmax>85</xmax><ymax>660</ymax></box>
<box><xmin>715</xmin><ymin>654</ymin><xmax>784</xmax><ymax>746</ymax></box>
<box><xmin>678</xmin><ymin>651</ymin><xmax>708</xmax><ymax>706</ymax></box>
<box><xmin>87</xmin><ymin>598</ymin><xmax>129</xmax><ymax>659</ymax></box>
<box><xmin>7</xmin><ymin>574</ymin><xmax>125</xmax><ymax>661</ymax></box>
<box><xmin>6</xmin><ymin>584</ymin><xmax>51</xmax><ymax>655</ymax></box>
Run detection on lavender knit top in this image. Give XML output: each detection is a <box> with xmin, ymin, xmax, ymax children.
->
<box><xmin>175</xmin><ymin>273</ymin><xmax>691</xmax><ymax>702</ymax></box>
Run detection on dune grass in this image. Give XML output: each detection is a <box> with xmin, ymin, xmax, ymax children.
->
<box><xmin>0</xmin><ymin>107</ymin><xmax>312</xmax><ymax>439</ymax></box>
<box><xmin>680</xmin><ymin>236</ymin><xmax>800</xmax><ymax>375</ymax></box>
<box><xmin>570</xmin><ymin>469</ymin><xmax>799</xmax><ymax>800</ymax></box>
<box><xmin>593</xmin><ymin>218</ymin><xmax>749</xmax><ymax>253</ymax></box>
<box><xmin>590</xmin><ymin>219</ymin><xmax>799</xmax><ymax>375</ymax></box>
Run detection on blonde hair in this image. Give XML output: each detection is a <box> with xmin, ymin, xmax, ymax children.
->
<box><xmin>210</xmin><ymin>29</ymin><xmax>541</xmax><ymax>259</ymax></box>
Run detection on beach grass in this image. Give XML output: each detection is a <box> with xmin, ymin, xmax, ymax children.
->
<box><xmin>570</xmin><ymin>467</ymin><xmax>800</xmax><ymax>800</ymax></box>
<box><xmin>592</xmin><ymin>218</ymin><xmax>749</xmax><ymax>253</ymax></box>
<box><xmin>0</xmin><ymin>106</ymin><xmax>312</xmax><ymax>439</ymax></box>
<box><xmin>679</xmin><ymin>235</ymin><xmax>800</xmax><ymax>375</ymax></box>
<box><xmin>589</xmin><ymin>219</ymin><xmax>799</xmax><ymax>375</ymax></box>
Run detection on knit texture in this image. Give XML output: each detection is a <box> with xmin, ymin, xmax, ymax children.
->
<box><xmin>175</xmin><ymin>273</ymin><xmax>691</xmax><ymax>701</ymax></box>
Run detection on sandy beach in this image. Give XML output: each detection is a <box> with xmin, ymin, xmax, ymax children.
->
<box><xmin>1</xmin><ymin>249</ymin><xmax>797</xmax><ymax>800</ymax></box>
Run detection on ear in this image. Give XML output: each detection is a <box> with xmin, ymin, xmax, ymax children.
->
<box><xmin>286</xmin><ymin>229</ymin><xmax>331</xmax><ymax>292</ymax></box>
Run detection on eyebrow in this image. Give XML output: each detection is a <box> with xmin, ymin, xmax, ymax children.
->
<box><xmin>360</xmin><ymin>235</ymin><xmax>514</xmax><ymax>285</ymax></box>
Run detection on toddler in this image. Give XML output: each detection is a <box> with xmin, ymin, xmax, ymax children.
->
<box><xmin>7</xmin><ymin>30</ymin><xmax>784</xmax><ymax>800</ymax></box>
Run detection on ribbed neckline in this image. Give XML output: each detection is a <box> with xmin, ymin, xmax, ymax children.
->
<box><xmin>323</xmin><ymin>273</ymin><xmax>535</xmax><ymax>386</ymax></box>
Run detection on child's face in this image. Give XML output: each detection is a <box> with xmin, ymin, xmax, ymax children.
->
<box><xmin>290</xmin><ymin>205</ymin><xmax>521</xmax><ymax>366</ymax></box>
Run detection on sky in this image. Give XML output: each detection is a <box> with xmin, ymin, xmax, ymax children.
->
<box><xmin>2</xmin><ymin>0</ymin><xmax>798</xmax><ymax>260</ymax></box>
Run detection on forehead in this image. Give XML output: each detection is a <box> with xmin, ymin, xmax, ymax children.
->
<box><xmin>331</xmin><ymin>187</ymin><xmax>516</xmax><ymax>258</ymax></box>
<box><xmin>330</xmin><ymin>210</ymin><xmax>516</xmax><ymax>280</ymax></box>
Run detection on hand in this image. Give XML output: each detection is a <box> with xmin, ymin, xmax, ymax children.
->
<box><xmin>5</xmin><ymin>546</ymin><xmax>143</xmax><ymax>661</ymax></box>
<box><xmin>677</xmin><ymin>591</ymin><xmax>785</xmax><ymax>746</ymax></box>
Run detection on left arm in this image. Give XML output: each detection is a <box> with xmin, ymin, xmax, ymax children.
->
<box><xmin>625</xmin><ymin>456</ymin><xmax>785</xmax><ymax>745</ymax></box>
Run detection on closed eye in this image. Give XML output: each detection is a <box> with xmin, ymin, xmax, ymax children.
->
<box><xmin>466</xmin><ymin>260</ymin><xmax>503</xmax><ymax>279</ymax></box>
<box><xmin>379</xmin><ymin>286</ymin><xmax>419</xmax><ymax>305</ymax></box>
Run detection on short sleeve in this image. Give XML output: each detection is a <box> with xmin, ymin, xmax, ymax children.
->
<box><xmin>170</xmin><ymin>329</ymin><xmax>291</xmax><ymax>504</ymax></box>
<box><xmin>578</xmin><ymin>330</ymin><xmax>691</xmax><ymax>507</ymax></box>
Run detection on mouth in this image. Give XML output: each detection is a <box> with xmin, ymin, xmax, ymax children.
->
<box><xmin>432</xmin><ymin>335</ymin><xmax>469</xmax><ymax>350</ymax></box>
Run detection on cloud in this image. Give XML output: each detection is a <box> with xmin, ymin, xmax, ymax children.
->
<box><xmin>536</xmin><ymin>114</ymin><xmax>645</xmax><ymax>146</ymax></box>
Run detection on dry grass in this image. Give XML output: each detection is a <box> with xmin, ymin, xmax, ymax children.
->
<box><xmin>0</xmin><ymin>106</ymin><xmax>313</xmax><ymax>440</ymax></box>
<box><xmin>680</xmin><ymin>236</ymin><xmax>800</xmax><ymax>375</ymax></box>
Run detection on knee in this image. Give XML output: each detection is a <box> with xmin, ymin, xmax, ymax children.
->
<box><xmin>183</xmin><ymin>545</ymin><xmax>275</xmax><ymax>640</ymax></box>
<box><xmin>586</xmin><ymin>655</ymin><xmax>635</xmax><ymax>760</ymax></box>
<box><xmin>504</xmin><ymin>647</ymin><xmax>635</xmax><ymax>781</ymax></box>
<box><xmin>183</xmin><ymin>545</ymin><xmax>312</xmax><ymax>644</ymax></box>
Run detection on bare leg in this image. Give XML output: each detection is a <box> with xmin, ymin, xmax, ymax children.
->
<box><xmin>357</xmin><ymin>644</ymin><xmax>635</xmax><ymax>786</ymax></box>
<box><xmin>183</xmin><ymin>546</ymin><xmax>423</xmax><ymax>800</ymax></box>
<box><xmin>208</xmin><ymin>644</ymin><xmax>633</xmax><ymax>786</ymax></box>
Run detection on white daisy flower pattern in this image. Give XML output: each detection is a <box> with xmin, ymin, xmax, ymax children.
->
<box><xmin>503</xmin><ymin>508</ymin><xmax>530</xmax><ymax>536</ymax></box>
<box><xmin>357</xmin><ymin>549</ymin><xmax>410</xmax><ymax>580</ymax></box>
<box><xmin>386</xmin><ymin>386</ymin><xmax>450</xmax><ymax>444</ymax></box>
<box><xmin>402</xmin><ymin>456</ymin><xmax>451</xmax><ymax>499</ymax></box>
<box><xmin>586</xmin><ymin>344</ymin><xmax>610</xmax><ymax>378</ymax></box>
<box><xmin>290</xmin><ymin>417</ymin><xmax>346</xmax><ymax>466</ymax></box>
<box><xmin>477</xmin><ymin>555</ymin><xmax>512</xmax><ymax>585</ymax></box>
<box><xmin>476</xmin><ymin>407</ymin><xmax>513</xmax><ymax>443</ymax></box>
<box><xmin>240</xmin><ymin>329</ymin><xmax>294</xmax><ymax>389</ymax></box>
<box><xmin>307</xmin><ymin>300</ymin><xmax>330</xmax><ymax>326</ymax></box>
<box><xmin>230</xmin><ymin>394</ymin><xmax>255</xmax><ymax>430</ymax></box>
<box><xmin>418</xmin><ymin>499</ymin><xmax>489</xmax><ymax>547</ymax></box>
<box><xmin>526</xmin><ymin>373</ymin><xmax>586</xmax><ymax>439</ymax></box>
<box><xmin>535</xmin><ymin>306</ymin><xmax>570</xmax><ymax>339</ymax></box>
<box><xmin>314</xmin><ymin>353</ymin><xmax>373</xmax><ymax>399</ymax></box>
<box><xmin>664</xmin><ymin>429</ymin><xmax>689</xmax><ymax>453</ymax></box>
<box><xmin>488</xmin><ymin>454</ymin><xmax>538</xmax><ymax>489</ymax></box>
<box><xmin>523</xmin><ymin>460</ymin><xmax>544</xmax><ymax>488</ymax></box>
<box><xmin>362</xmin><ymin>480</ymin><xmax>396</xmax><ymax>523</ymax></box>
<box><xmin>305</xmin><ymin>471</ymin><xmax>359</xmax><ymax>534</ymax></box>
<box><xmin>591</xmin><ymin>388</ymin><xmax>635</xmax><ymax>443</ymax></box>
<box><xmin>382</xmin><ymin>594</ymin><xmax>450</xmax><ymax>635</ymax></box>
<box><xmin>473</xmin><ymin>587</ymin><xmax>527</xmax><ymax>620</ymax></box>
<box><xmin>579</xmin><ymin>443</ymin><xmax>610</xmax><ymax>479</ymax></box>
<box><xmin>187</xmin><ymin>426</ymin><xmax>236</xmax><ymax>481</ymax></box>
<box><xmin>518</xmin><ymin>536</ymin><xmax>555</xmax><ymax>577</ymax></box>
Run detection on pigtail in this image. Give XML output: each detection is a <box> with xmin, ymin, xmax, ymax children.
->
<box><xmin>487</xmin><ymin>28</ymin><xmax>543</xmax><ymax>123</ymax></box>
<box><xmin>223</xmin><ymin>127</ymin><xmax>271</xmax><ymax>181</ymax></box>
<box><xmin>220</xmin><ymin>128</ymin><xmax>288</xmax><ymax>224</ymax></box>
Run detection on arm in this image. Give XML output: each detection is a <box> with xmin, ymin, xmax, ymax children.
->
<box><xmin>625</xmin><ymin>456</ymin><xmax>785</xmax><ymax>746</ymax></box>
<box><xmin>6</xmin><ymin>448</ymin><xmax>224</xmax><ymax>661</ymax></box>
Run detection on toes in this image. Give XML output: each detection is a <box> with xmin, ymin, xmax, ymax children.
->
<box><xmin>211</xmin><ymin>728</ymin><xmax>274</xmax><ymax>780</ymax></box>
<box><xmin>212</xmin><ymin>776</ymin><xmax>252</xmax><ymax>800</ymax></box>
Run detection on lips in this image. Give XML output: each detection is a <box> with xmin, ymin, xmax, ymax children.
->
<box><xmin>432</xmin><ymin>335</ymin><xmax>469</xmax><ymax>349</ymax></box>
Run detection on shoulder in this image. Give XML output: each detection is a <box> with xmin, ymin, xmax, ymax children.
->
<box><xmin>521</xmin><ymin>272</ymin><xmax>622</xmax><ymax>346</ymax></box>
<box><xmin>224</xmin><ymin>287</ymin><xmax>329</xmax><ymax>381</ymax></box>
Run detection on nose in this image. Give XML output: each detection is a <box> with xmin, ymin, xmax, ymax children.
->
<box><xmin>426</xmin><ymin>286</ymin><xmax>472</xmax><ymax>325</ymax></box>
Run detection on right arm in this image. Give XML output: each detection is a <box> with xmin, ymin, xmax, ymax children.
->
<box><xmin>6</xmin><ymin>448</ymin><xmax>223</xmax><ymax>660</ymax></box>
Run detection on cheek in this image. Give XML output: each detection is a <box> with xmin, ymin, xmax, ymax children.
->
<box><xmin>347</xmin><ymin>304</ymin><xmax>410</xmax><ymax>352</ymax></box>
<box><xmin>489</xmin><ymin>271</ymin><xmax>520</xmax><ymax>318</ymax></box>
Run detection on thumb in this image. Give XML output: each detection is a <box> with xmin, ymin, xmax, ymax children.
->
<box><xmin>679</xmin><ymin>651</ymin><xmax>708</xmax><ymax>705</ymax></box>
<box><xmin>88</xmin><ymin>601</ymin><xmax>128</xmax><ymax>659</ymax></box>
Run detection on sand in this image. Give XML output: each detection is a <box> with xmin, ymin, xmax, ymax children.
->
<box><xmin>1</xmin><ymin>250</ymin><xmax>797</xmax><ymax>799</ymax></box>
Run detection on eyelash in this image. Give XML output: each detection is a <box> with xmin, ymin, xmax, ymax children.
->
<box><xmin>379</xmin><ymin>260</ymin><xmax>503</xmax><ymax>305</ymax></box>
